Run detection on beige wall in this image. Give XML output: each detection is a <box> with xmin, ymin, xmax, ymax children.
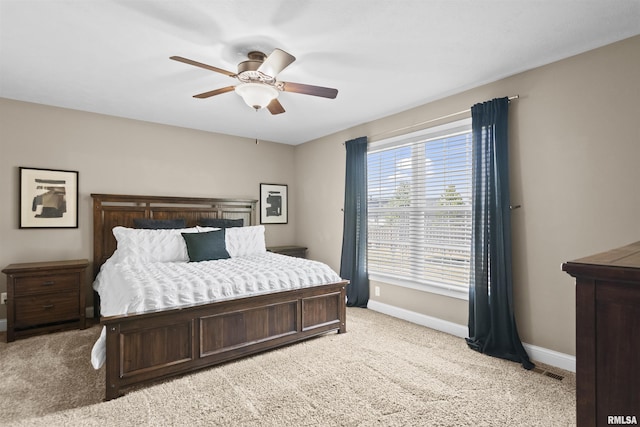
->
<box><xmin>0</xmin><ymin>100</ymin><xmax>297</xmax><ymax>319</ymax></box>
<box><xmin>2</xmin><ymin>36</ymin><xmax>639</xmax><ymax>355</ymax></box>
<box><xmin>294</xmin><ymin>35</ymin><xmax>640</xmax><ymax>356</ymax></box>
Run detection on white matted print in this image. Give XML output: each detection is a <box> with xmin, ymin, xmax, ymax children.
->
<box><xmin>260</xmin><ymin>183</ymin><xmax>287</xmax><ymax>224</ymax></box>
<box><xmin>20</xmin><ymin>167</ymin><xmax>79</xmax><ymax>228</ymax></box>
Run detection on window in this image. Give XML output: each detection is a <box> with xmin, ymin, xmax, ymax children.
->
<box><xmin>367</xmin><ymin>118</ymin><xmax>472</xmax><ymax>299</ymax></box>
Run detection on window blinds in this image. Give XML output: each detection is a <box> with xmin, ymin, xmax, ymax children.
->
<box><xmin>367</xmin><ymin>120</ymin><xmax>472</xmax><ymax>294</ymax></box>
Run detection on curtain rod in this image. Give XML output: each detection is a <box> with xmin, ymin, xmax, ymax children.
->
<box><xmin>368</xmin><ymin>95</ymin><xmax>519</xmax><ymax>142</ymax></box>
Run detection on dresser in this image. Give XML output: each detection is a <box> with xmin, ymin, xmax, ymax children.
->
<box><xmin>2</xmin><ymin>259</ymin><xmax>89</xmax><ymax>342</ymax></box>
<box><xmin>562</xmin><ymin>242</ymin><xmax>640</xmax><ymax>427</ymax></box>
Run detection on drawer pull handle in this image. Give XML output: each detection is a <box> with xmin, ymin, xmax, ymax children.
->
<box><xmin>42</xmin><ymin>281</ymin><xmax>55</xmax><ymax>286</ymax></box>
<box><xmin>42</xmin><ymin>304</ymin><xmax>54</xmax><ymax>309</ymax></box>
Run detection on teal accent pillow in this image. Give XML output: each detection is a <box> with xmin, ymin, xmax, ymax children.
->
<box><xmin>181</xmin><ymin>230</ymin><xmax>230</xmax><ymax>262</ymax></box>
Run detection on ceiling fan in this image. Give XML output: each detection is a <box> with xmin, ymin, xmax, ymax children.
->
<box><xmin>170</xmin><ymin>48</ymin><xmax>338</xmax><ymax>115</ymax></box>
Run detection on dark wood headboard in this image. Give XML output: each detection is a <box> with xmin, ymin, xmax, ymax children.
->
<box><xmin>91</xmin><ymin>193</ymin><xmax>258</xmax><ymax>277</ymax></box>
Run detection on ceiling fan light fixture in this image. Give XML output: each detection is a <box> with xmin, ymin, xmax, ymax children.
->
<box><xmin>235</xmin><ymin>82</ymin><xmax>279</xmax><ymax>110</ymax></box>
<box><xmin>171</xmin><ymin>48</ymin><xmax>338</xmax><ymax>115</ymax></box>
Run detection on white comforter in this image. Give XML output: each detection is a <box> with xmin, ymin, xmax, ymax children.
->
<box><xmin>90</xmin><ymin>252</ymin><xmax>342</xmax><ymax>368</ymax></box>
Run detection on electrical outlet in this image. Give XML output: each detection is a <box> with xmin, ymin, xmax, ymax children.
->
<box><xmin>0</xmin><ymin>292</ymin><xmax>7</xmax><ymax>305</ymax></box>
<box><xmin>374</xmin><ymin>286</ymin><xmax>380</xmax><ymax>297</ymax></box>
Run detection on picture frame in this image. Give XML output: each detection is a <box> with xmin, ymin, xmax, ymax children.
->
<box><xmin>19</xmin><ymin>167</ymin><xmax>79</xmax><ymax>229</ymax></box>
<box><xmin>260</xmin><ymin>183</ymin><xmax>288</xmax><ymax>224</ymax></box>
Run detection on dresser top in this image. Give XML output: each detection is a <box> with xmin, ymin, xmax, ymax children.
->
<box><xmin>562</xmin><ymin>241</ymin><xmax>640</xmax><ymax>282</ymax></box>
<box><xmin>2</xmin><ymin>259</ymin><xmax>89</xmax><ymax>274</ymax></box>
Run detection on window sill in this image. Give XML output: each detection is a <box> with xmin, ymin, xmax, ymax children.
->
<box><xmin>368</xmin><ymin>272</ymin><xmax>469</xmax><ymax>301</ymax></box>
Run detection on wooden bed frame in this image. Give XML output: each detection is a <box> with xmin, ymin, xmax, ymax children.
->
<box><xmin>91</xmin><ymin>194</ymin><xmax>348</xmax><ymax>401</ymax></box>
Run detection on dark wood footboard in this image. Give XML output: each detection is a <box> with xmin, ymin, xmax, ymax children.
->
<box><xmin>102</xmin><ymin>280</ymin><xmax>347</xmax><ymax>401</ymax></box>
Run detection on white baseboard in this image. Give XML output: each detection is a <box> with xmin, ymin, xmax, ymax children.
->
<box><xmin>367</xmin><ymin>300</ymin><xmax>468</xmax><ymax>337</ymax></box>
<box><xmin>522</xmin><ymin>343</ymin><xmax>576</xmax><ymax>373</ymax></box>
<box><xmin>367</xmin><ymin>299</ymin><xmax>575</xmax><ymax>373</ymax></box>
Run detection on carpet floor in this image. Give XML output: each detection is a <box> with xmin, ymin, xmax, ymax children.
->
<box><xmin>0</xmin><ymin>307</ymin><xmax>576</xmax><ymax>426</ymax></box>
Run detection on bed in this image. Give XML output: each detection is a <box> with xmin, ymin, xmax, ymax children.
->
<box><xmin>91</xmin><ymin>193</ymin><xmax>348</xmax><ymax>401</ymax></box>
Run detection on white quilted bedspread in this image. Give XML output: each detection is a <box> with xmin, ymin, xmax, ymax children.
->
<box><xmin>95</xmin><ymin>252</ymin><xmax>342</xmax><ymax>317</ymax></box>
<box><xmin>90</xmin><ymin>252</ymin><xmax>342</xmax><ymax>369</ymax></box>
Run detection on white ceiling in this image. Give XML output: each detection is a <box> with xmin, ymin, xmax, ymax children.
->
<box><xmin>1</xmin><ymin>1</ymin><xmax>639</xmax><ymax>145</ymax></box>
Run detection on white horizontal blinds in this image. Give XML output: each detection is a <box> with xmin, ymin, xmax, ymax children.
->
<box><xmin>367</xmin><ymin>119</ymin><xmax>472</xmax><ymax>292</ymax></box>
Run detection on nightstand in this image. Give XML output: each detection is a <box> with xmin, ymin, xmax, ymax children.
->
<box><xmin>2</xmin><ymin>259</ymin><xmax>88</xmax><ymax>342</ymax></box>
<box><xmin>267</xmin><ymin>245</ymin><xmax>308</xmax><ymax>258</ymax></box>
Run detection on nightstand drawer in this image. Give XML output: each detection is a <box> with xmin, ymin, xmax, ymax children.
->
<box><xmin>14</xmin><ymin>273</ymin><xmax>79</xmax><ymax>296</ymax></box>
<box><xmin>14</xmin><ymin>292</ymin><xmax>79</xmax><ymax>328</ymax></box>
<box><xmin>2</xmin><ymin>259</ymin><xmax>88</xmax><ymax>342</ymax></box>
<box><xmin>267</xmin><ymin>246</ymin><xmax>308</xmax><ymax>258</ymax></box>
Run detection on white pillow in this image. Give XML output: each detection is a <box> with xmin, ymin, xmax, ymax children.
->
<box><xmin>196</xmin><ymin>226</ymin><xmax>221</xmax><ymax>233</ymax></box>
<box><xmin>225</xmin><ymin>225</ymin><xmax>266</xmax><ymax>257</ymax></box>
<box><xmin>111</xmin><ymin>226</ymin><xmax>199</xmax><ymax>263</ymax></box>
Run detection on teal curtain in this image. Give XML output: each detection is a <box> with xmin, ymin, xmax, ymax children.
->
<box><xmin>340</xmin><ymin>136</ymin><xmax>369</xmax><ymax>307</ymax></box>
<box><xmin>466</xmin><ymin>98</ymin><xmax>533</xmax><ymax>370</ymax></box>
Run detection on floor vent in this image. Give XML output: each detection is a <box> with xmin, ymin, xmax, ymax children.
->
<box><xmin>533</xmin><ymin>367</ymin><xmax>564</xmax><ymax>381</ymax></box>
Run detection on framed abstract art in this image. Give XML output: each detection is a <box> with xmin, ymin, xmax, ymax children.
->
<box><xmin>19</xmin><ymin>167</ymin><xmax>79</xmax><ymax>228</ymax></box>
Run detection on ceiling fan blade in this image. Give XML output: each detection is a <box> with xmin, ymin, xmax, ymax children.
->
<box><xmin>267</xmin><ymin>98</ymin><xmax>286</xmax><ymax>115</ymax></box>
<box><xmin>193</xmin><ymin>86</ymin><xmax>236</xmax><ymax>99</ymax></box>
<box><xmin>170</xmin><ymin>56</ymin><xmax>236</xmax><ymax>77</ymax></box>
<box><xmin>281</xmin><ymin>81</ymin><xmax>338</xmax><ymax>99</ymax></box>
<box><xmin>258</xmin><ymin>49</ymin><xmax>296</xmax><ymax>77</ymax></box>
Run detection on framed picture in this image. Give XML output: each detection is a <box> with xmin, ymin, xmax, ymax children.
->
<box><xmin>260</xmin><ymin>183</ymin><xmax>288</xmax><ymax>224</ymax></box>
<box><xmin>19</xmin><ymin>167</ymin><xmax>79</xmax><ymax>228</ymax></box>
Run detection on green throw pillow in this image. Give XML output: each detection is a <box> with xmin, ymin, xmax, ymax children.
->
<box><xmin>181</xmin><ymin>229</ymin><xmax>230</xmax><ymax>262</ymax></box>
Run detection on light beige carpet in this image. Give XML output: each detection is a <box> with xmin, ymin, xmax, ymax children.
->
<box><xmin>0</xmin><ymin>308</ymin><xmax>575</xmax><ymax>426</ymax></box>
